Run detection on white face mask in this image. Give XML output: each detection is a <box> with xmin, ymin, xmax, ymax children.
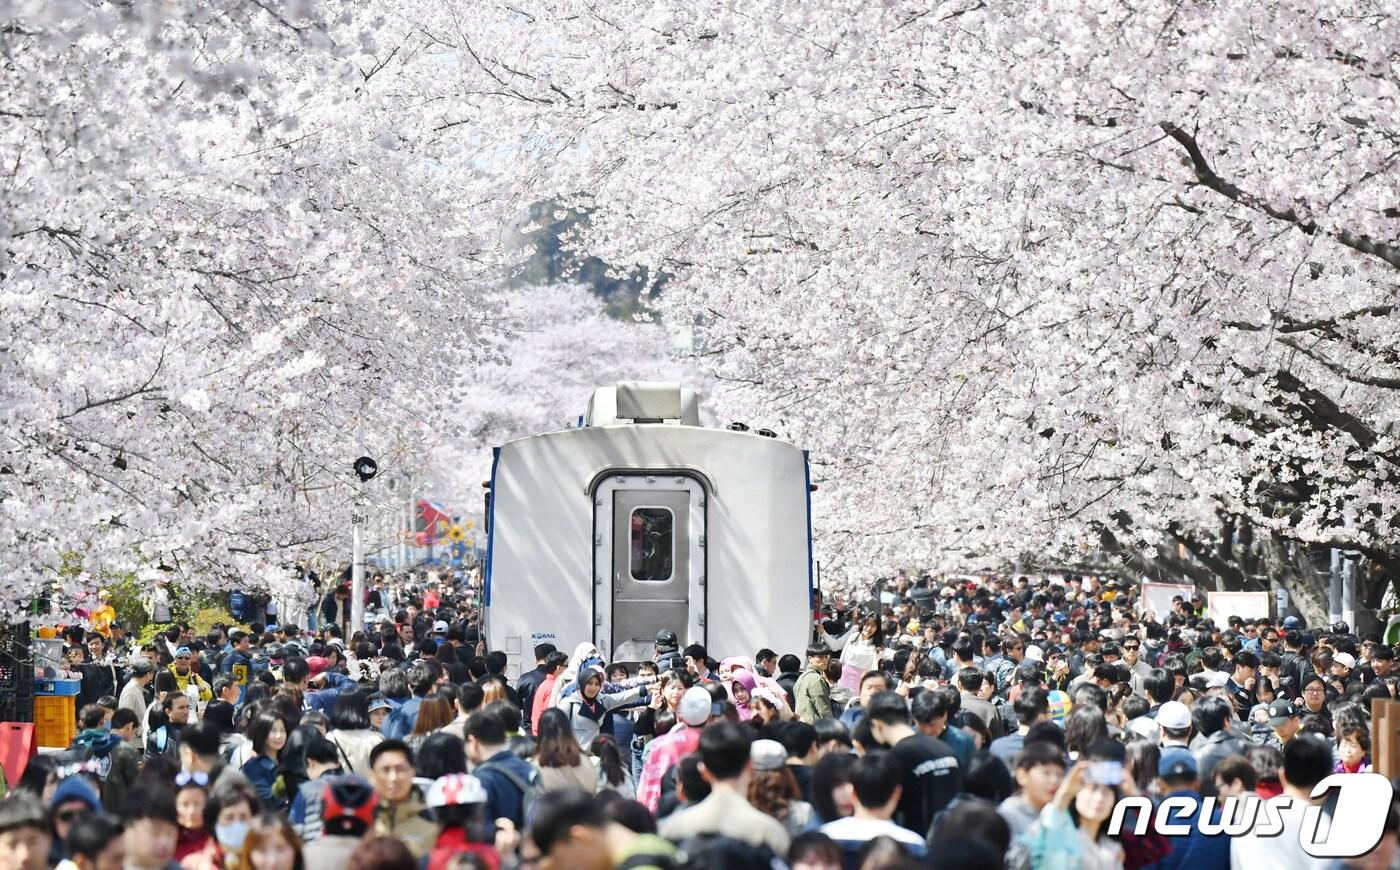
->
<box><xmin>215</xmin><ymin>820</ymin><xmax>250</xmax><ymax>851</ymax></box>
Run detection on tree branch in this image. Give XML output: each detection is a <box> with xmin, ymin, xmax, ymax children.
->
<box><xmin>1160</xmin><ymin>123</ymin><xmax>1400</xmax><ymax>269</ymax></box>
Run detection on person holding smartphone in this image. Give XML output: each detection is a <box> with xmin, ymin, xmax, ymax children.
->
<box><xmin>1022</xmin><ymin>755</ymin><xmax>1126</xmax><ymax>869</ymax></box>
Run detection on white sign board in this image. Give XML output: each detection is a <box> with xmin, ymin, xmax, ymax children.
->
<box><xmin>1207</xmin><ymin>591</ymin><xmax>1271</xmax><ymax>624</ymax></box>
<box><xmin>1139</xmin><ymin>582</ymin><xmax>1193</xmax><ymax>619</ymax></box>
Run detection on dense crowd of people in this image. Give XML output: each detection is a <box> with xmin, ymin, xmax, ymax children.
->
<box><xmin>2</xmin><ymin>569</ymin><xmax>1397</xmax><ymax>870</ymax></box>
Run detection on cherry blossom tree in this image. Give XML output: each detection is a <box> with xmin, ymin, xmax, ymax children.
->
<box><xmin>428</xmin><ymin>282</ymin><xmax>705</xmax><ymax>499</ymax></box>
<box><xmin>0</xmin><ymin>3</ymin><xmax>508</xmax><ymax>613</ymax></box>
<box><xmin>415</xmin><ymin>0</ymin><xmax>1400</xmax><ymax>621</ymax></box>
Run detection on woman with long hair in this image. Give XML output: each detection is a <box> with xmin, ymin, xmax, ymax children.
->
<box><xmin>1063</xmin><ymin>707</ymin><xmax>1109</xmax><ymax>762</ymax></box>
<box><xmin>241</xmin><ymin>713</ymin><xmax>290</xmax><ymax>810</ymax></box>
<box><xmin>326</xmin><ymin>691</ymin><xmax>383</xmax><ymax>777</ymax></box>
<box><xmin>747</xmin><ymin>739</ymin><xmax>816</xmax><ymax>837</ymax></box>
<box><xmin>830</xmin><ymin>615</ymin><xmax>891</xmax><ymax>696</ymax></box>
<box><xmin>407</xmin><ymin>695</ymin><xmax>456</xmax><ymax>753</ymax></box>
<box><xmin>236</xmin><ymin>813</ymin><xmax>303</xmax><ymax>870</ymax></box>
<box><xmin>590</xmin><ymin>734</ymin><xmax>635</xmax><ymax>799</ymax></box>
<box><xmin>534</xmin><ymin>708</ymin><xmax>598</xmax><ymax>794</ymax></box>
<box><xmin>810</xmin><ymin>751</ymin><xmax>856</xmax><ymax>824</ymax></box>
<box><xmin>1024</xmin><ymin>761</ymin><xmax>1125</xmax><ymax>869</ymax></box>
<box><xmin>1122</xmin><ymin>738</ymin><xmax>1161</xmax><ymax>797</ymax></box>
<box><xmin>480</xmin><ymin>680</ymin><xmax>508</xmax><ymax>707</ymax></box>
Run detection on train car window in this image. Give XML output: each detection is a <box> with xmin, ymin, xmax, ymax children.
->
<box><xmin>630</xmin><ymin>507</ymin><xmax>674</xmax><ymax>582</ymax></box>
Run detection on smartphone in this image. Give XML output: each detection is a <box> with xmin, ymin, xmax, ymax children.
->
<box><xmin>1088</xmin><ymin>761</ymin><xmax>1124</xmax><ymax>786</ymax></box>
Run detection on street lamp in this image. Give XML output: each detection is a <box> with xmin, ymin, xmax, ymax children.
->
<box><xmin>351</xmin><ymin>457</ymin><xmax>379</xmax><ymax>632</ymax></box>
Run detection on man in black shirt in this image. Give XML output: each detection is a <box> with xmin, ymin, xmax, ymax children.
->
<box><xmin>864</xmin><ymin>691</ymin><xmax>962</xmax><ymax>837</ymax></box>
<box><xmin>514</xmin><ymin>643</ymin><xmax>556</xmax><ymax>734</ymax></box>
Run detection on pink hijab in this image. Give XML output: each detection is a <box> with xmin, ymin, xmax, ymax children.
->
<box><xmin>727</xmin><ymin>669</ymin><xmax>757</xmax><ymax>721</ymax></box>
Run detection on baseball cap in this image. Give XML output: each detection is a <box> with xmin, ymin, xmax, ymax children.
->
<box><xmin>367</xmin><ymin>697</ymin><xmax>394</xmax><ymax>713</ymax></box>
<box><xmin>1024</xmin><ymin>645</ymin><xmax>1045</xmax><ymax>663</ymax></box>
<box><xmin>654</xmin><ymin>629</ymin><xmax>679</xmax><ymax>650</ymax></box>
<box><xmin>1333</xmin><ymin>652</ymin><xmax>1356</xmax><ymax>671</ymax></box>
<box><xmin>433</xmin><ymin>620</ymin><xmax>449</xmax><ymax>635</ymax></box>
<box><xmin>1158</xmin><ymin>748</ymin><xmax>1198</xmax><ymax>779</ymax></box>
<box><xmin>1155</xmin><ymin>701</ymin><xmax>1192</xmax><ymax>731</ymax></box>
<box><xmin>1283</xmin><ymin>615</ymin><xmax>1302</xmax><ymax>630</ymax></box>
<box><xmin>174</xmin><ymin>646</ymin><xmax>192</xmax><ymax>658</ymax></box>
<box><xmin>678</xmin><ymin>687</ymin><xmax>712</xmax><ymax>726</ymax></box>
<box><xmin>425</xmin><ymin>773</ymin><xmax>488</xmax><ymax>808</ymax></box>
<box><xmin>1127</xmin><ymin>717</ymin><xmax>1160</xmax><ymax>741</ymax></box>
<box><xmin>1268</xmin><ymin>698</ymin><xmax>1298</xmax><ymax>726</ymax></box>
<box><xmin>750</xmin><ymin>739</ymin><xmax>787</xmax><ymax>772</ymax></box>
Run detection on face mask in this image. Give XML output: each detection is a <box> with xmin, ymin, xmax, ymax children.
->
<box><xmin>216</xmin><ymin>821</ymin><xmax>250</xmax><ymax>851</ymax></box>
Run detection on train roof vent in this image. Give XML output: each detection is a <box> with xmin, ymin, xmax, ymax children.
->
<box><xmin>585</xmin><ymin>383</ymin><xmax>700</xmax><ymax>426</ymax></box>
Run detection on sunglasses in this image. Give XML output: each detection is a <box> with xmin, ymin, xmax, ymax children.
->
<box><xmin>1123</xmin><ymin>644</ymin><xmax>1141</xmax><ymax>651</ymax></box>
<box><xmin>55</xmin><ymin>809</ymin><xmax>89</xmax><ymax>823</ymax></box>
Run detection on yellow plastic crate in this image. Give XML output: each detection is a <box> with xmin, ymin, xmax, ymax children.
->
<box><xmin>34</xmin><ymin>695</ymin><xmax>75</xmax><ymax>749</ymax></box>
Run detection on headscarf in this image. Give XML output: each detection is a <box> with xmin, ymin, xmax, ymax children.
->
<box><xmin>549</xmin><ymin>642</ymin><xmax>600</xmax><ymax>708</ymax></box>
<box><xmin>728</xmin><ymin>670</ymin><xmax>757</xmax><ymax>721</ymax></box>
<box><xmin>720</xmin><ymin>656</ymin><xmax>756</xmax><ymax>681</ymax></box>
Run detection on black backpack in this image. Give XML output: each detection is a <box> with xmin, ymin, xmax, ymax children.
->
<box><xmin>672</xmin><ymin>834</ymin><xmax>779</xmax><ymax>870</ymax></box>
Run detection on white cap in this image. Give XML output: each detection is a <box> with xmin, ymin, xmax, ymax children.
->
<box><xmin>678</xmin><ymin>687</ymin><xmax>712</xmax><ymax>726</ymax></box>
<box><xmin>1128</xmin><ymin>716</ymin><xmax>1161</xmax><ymax>741</ymax></box>
<box><xmin>1333</xmin><ymin>652</ymin><xmax>1356</xmax><ymax>671</ymax></box>
<box><xmin>1156</xmin><ymin>701</ymin><xmax>1192</xmax><ymax>731</ymax></box>
<box><xmin>1024</xmin><ymin>645</ymin><xmax>1045</xmax><ymax>663</ymax></box>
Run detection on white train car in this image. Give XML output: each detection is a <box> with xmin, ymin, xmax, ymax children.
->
<box><xmin>484</xmin><ymin>382</ymin><xmax>814</xmax><ymax>678</ymax></box>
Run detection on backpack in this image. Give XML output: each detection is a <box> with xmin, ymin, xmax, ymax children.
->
<box><xmin>476</xmin><ymin>758</ymin><xmax>542</xmax><ymax>825</ymax></box>
<box><xmin>617</xmin><ymin>849</ymin><xmax>678</xmax><ymax>870</ymax></box>
<box><xmin>672</xmin><ymin>834</ymin><xmax>778</xmax><ymax>870</ymax></box>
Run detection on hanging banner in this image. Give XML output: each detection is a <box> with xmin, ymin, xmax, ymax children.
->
<box><xmin>1139</xmin><ymin>582</ymin><xmax>1193</xmax><ymax>619</ymax></box>
<box><xmin>1207</xmin><ymin>591</ymin><xmax>1270</xmax><ymax>624</ymax></box>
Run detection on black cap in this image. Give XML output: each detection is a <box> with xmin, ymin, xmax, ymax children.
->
<box><xmin>654</xmin><ymin>629</ymin><xmax>678</xmax><ymax>650</ymax></box>
<box><xmin>1268</xmin><ymin>698</ymin><xmax>1298</xmax><ymax>726</ymax></box>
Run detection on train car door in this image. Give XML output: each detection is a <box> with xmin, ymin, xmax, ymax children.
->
<box><xmin>594</xmin><ymin>475</ymin><xmax>705</xmax><ymax>663</ymax></box>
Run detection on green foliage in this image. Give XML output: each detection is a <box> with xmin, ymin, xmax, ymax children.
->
<box><xmin>75</xmin><ymin>563</ymin><xmax>237</xmax><ymax>641</ymax></box>
<box><xmin>102</xmin><ymin>573</ymin><xmax>150</xmax><ymax>635</ymax></box>
<box><xmin>513</xmin><ymin>200</ymin><xmax>668</xmax><ymax>320</ymax></box>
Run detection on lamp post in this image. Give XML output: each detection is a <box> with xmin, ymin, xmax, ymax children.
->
<box><xmin>352</xmin><ymin>456</ymin><xmax>379</xmax><ymax>634</ymax></box>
